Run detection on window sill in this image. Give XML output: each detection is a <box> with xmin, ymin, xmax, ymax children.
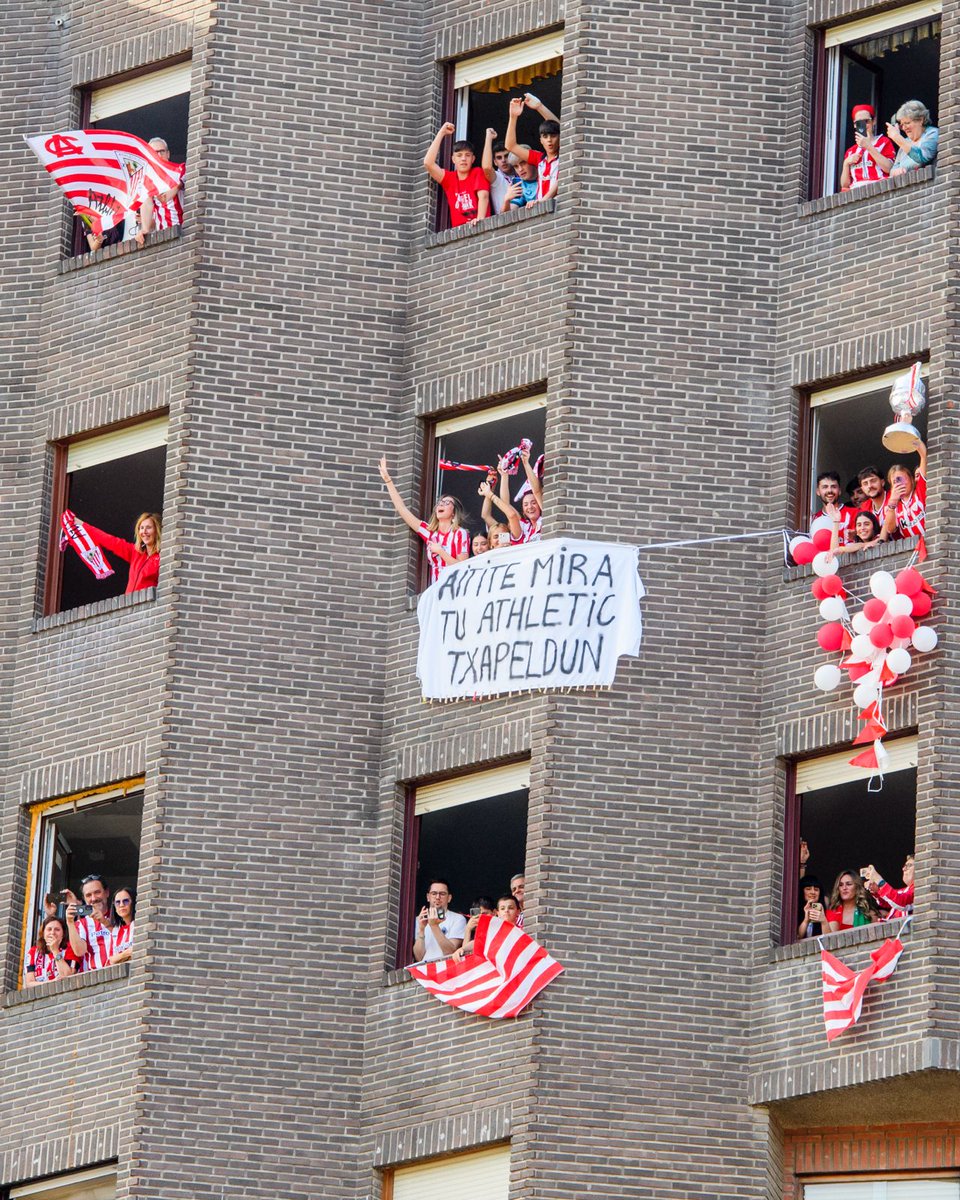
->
<box><xmin>425</xmin><ymin>198</ymin><xmax>557</xmax><ymax>248</ymax></box>
<box><xmin>3</xmin><ymin>961</ymin><xmax>129</xmax><ymax>1007</ymax></box>
<box><xmin>33</xmin><ymin>587</ymin><xmax>157</xmax><ymax>633</ymax></box>
<box><xmin>383</xmin><ymin>967</ymin><xmax>413</xmax><ymax>987</ymax></box>
<box><xmin>799</xmin><ymin>165</ymin><xmax>934</xmax><ymax>217</ymax></box>
<box><xmin>782</xmin><ymin>535</ymin><xmax>918</xmax><ymax>584</ymax></box>
<box><xmin>58</xmin><ymin>225</ymin><xmax>182</xmax><ymax>274</ymax></box>
<box><xmin>773</xmin><ymin>917</ymin><xmax>915</xmax><ymax>962</ymax></box>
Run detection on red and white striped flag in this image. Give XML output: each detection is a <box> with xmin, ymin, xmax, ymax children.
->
<box><xmin>408</xmin><ymin>915</ymin><xmax>563</xmax><ymax>1018</ymax></box>
<box><xmin>59</xmin><ymin>510</ymin><xmax>114</xmax><ymax>581</ymax></box>
<box><xmin>821</xmin><ymin>936</ymin><xmax>904</xmax><ymax>1041</ymax></box>
<box><xmin>24</xmin><ymin>129</ymin><xmax>183</xmax><ymax>235</ymax></box>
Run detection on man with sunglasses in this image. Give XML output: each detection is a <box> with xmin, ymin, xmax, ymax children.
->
<box><xmin>64</xmin><ymin>874</ymin><xmax>115</xmax><ymax>972</ymax></box>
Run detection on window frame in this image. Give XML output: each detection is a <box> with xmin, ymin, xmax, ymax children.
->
<box><xmin>383</xmin><ymin>1143</ymin><xmax>512</xmax><ymax>1200</ymax></box>
<box><xmin>801</xmin><ymin>1175</ymin><xmax>960</xmax><ymax>1199</ymax></box>
<box><xmin>7</xmin><ymin>1163</ymin><xmax>118</xmax><ymax>1200</ymax></box>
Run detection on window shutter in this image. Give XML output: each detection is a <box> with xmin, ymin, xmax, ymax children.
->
<box><xmin>391</xmin><ymin>1145</ymin><xmax>511</xmax><ymax>1200</ymax></box>
<box><xmin>453</xmin><ymin>32</ymin><xmax>564</xmax><ymax>89</ymax></box>
<box><xmin>824</xmin><ymin>0</ymin><xmax>941</xmax><ymax>47</ymax></box>
<box><xmin>11</xmin><ymin>1165</ymin><xmax>117</xmax><ymax>1199</ymax></box>
<box><xmin>89</xmin><ymin>61</ymin><xmax>192</xmax><ymax>121</ymax></box>
<box><xmin>66</xmin><ymin>415</ymin><xmax>168</xmax><ymax>473</ymax></box>
<box><xmin>415</xmin><ymin>762</ymin><xmax>530</xmax><ymax>815</ymax></box>
<box><xmin>435</xmin><ymin>394</ymin><xmax>547</xmax><ymax>438</ymax></box>
<box><xmin>795</xmin><ymin>736</ymin><xmax>918</xmax><ymax>793</ymax></box>
<box><xmin>810</xmin><ymin>364</ymin><xmax>929</xmax><ymax>409</ymax></box>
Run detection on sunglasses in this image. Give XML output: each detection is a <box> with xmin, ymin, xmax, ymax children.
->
<box><xmin>115</xmin><ymin>898</ymin><xmax>132</xmax><ymax>906</ymax></box>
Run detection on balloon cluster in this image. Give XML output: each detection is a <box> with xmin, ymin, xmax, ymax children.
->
<box><xmin>792</xmin><ymin>515</ymin><xmax>938</xmax><ymax>770</ymax></box>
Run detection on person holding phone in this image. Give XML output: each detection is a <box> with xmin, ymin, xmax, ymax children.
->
<box><xmin>887</xmin><ymin>100</ymin><xmax>939</xmax><ymax>175</ymax></box>
<box><xmin>839</xmin><ymin>103</ymin><xmax>896</xmax><ymax>190</ymax></box>
<box><xmin>798</xmin><ymin>875</ymin><xmax>827</xmax><ymax>940</ymax></box>
<box><xmin>882</xmin><ymin>441</ymin><xmax>928</xmax><ymax>540</ymax></box>
<box><xmin>412</xmin><ymin>879</ymin><xmax>466</xmax><ymax>962</ymax></box>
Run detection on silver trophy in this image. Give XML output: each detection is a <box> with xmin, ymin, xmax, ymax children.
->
<box><xmin>882</xmin><ymin>362</ymin><xmax>926</xmax><ymax>453</ymax></box>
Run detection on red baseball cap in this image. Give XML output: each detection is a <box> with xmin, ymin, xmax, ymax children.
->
<box><xmin>851</xmin><ymin>103</ymin><xmax>875</xmax><ymax>119</ymax></box>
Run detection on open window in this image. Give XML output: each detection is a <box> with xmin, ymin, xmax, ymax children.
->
<box><xmin>72</xmin><ymin>59</ymin><xmax>191</xmax><ymax>255</ymax></box>
<box><xmin>385</xmin><ymin>1145</ymin><xmax>511</xmax><ymax>1200</ymax></box>
<box><xmin>44</xmin><ymin>415</ymin><xmax>167</xmax><ymax>614</ymax></box>
<box><xmin>8</xmin><ymin>1165</ymin><xmax>118</xmax><ymax>1200</ymax></box>
<box><xmin>813</xmin><ymin>1</ymin><xmax>940</xmax><ymax>197</ymax></box>
<box><xmin>801</xmin><ymin>367</ymin><xmax>928</xmax><ymax>524</ymax></box>
<box><xmin>783</xmin><ymin>737</ymin><xmax>917</xmax><ymax>943</ymax></box>
<box><xmin>22</xmin><ymin>783</ymin><xmax>143</xmax><ymax>975</ymax></box>
<box><xmin>397</xmin><ymin>763</ymin><xmax>528</xmax><ymax>967</ymax></box>
<box><xmin>802</xmin><ymin>1179</ymin><xmax>959</xmax><ymax>1199</ymax></box>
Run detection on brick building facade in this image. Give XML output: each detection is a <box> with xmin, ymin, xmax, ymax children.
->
<box><xmin>0</xmin><ymin>0</ymin><xmax>957</xmax><ymax>1197</ymax></box>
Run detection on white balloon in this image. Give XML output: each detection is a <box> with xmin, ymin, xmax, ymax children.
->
<box><xmin>789</xmin><ymin>535</ymin><xmax>812</xmax><ymax>555</ymax></box>
<box><xmin>849</xmin><ymin>634</ymin><xmax>874</xmax><ymax>661</ymax></box>
<box><xmin>912</xmin><ymin>626</ymin><xmax>938</xmax><ymax>653</ymax></box>
<box><xmin>814</xmin><ymin>664</ymin><xmax>842</xmax><ymax>692</ymax></box>
<box><xmin>813</xmin><ymin>552</ymin><xmax>840</xmax><ymax>577</ymax></box>
<box><xmin>810</xmin><ymin>515</ymin><xmax>835</xmax><ymax>537</ymax></box>
<box><xmin>887</xmin><ymin>594</ymin><xmax>914</xmax><ymax>618</ymax></box>
<box><xmin>853</xmin><ymin>681</ymin><xmax>879</xmax><ymax>708</ymax></box>
<box><xmin>870</xmin><ymin>571</ymin><xmax>897</xmax><ymax>600</ymax></box>
<box><xmin>819</xmin><ymin>597</ymin><xmax>846</xmax><ymax>622</ymax></box>
<box><xmin>887</xmin><ymin>648</ymin><xmax>912</xmax><ymax>675</ymax></box>
<box><xmin>852</xmin><ymin>612</ymin><xmax>874</xmax><ymax>635</ymax></box>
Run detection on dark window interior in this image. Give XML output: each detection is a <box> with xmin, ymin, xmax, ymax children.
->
<box><xmin>810</xmin><ymin>387</ymin><xmax>927</xmax><ymax>512</ymax></box>
<box><xmin>434</xmin><ymin>407</ymin><xmax>546</xmax><ymax>542</ymax></box>
<box><xmin>799</xmin><ymin>767</ymin><xmax>915</xmax><ymax>903</ymax></box>
<box><xmin>59</xmin><ymin>444</ymin><xmax>166</xmax><ymax>612</ymax></box>
<box><xmin>832</xmin><ymin>19</ymin><xmax>940</xmax><ymax>189</ymax></box>
<box><xmin>464</xmin><ymin>64</ymin><xmax>562</xmax><ymax>159</ymax></box>
<box><xmin>413</xmin><ymin>788</ymin><xmax>528</xmax><ymax>920</ymax></box>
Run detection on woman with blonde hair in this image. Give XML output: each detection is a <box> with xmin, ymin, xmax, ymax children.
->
<box><xmin>72</xmin><ymin>511</ymin><xmax>162</xmax><ymax>593</ymax></box>
<box><xmin>378</xmin><ymin>457</ymin><xmax>469</xmax><ymax>583</ymax></box>
<box><xmin>825</xmin><ymin>870</ymin><xmax>878</xmax><ymax>932</ymax></box>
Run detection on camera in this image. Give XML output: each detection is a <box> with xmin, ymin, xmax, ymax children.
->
<box><xmin>496</xmin><ymin>532</ymin><xmax>511</xmax><ymax>546</ymax></box>
<box><xmin>57</xmin><ymin>902</ymin><xmax>93</xmax><ymax>921</ymax></box>
<box><xmin>854</xmin><ymin>119</ymin><xmax>869</xmax><ymax>136</ymax></box>
<box><xmin>434</xmin><ymin>906</ymin><xmax>446</xmax><ymax>920</ymax></box>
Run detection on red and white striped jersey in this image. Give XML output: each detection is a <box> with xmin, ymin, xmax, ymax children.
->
<box><xmin>418</xmin><ymin>521</ymin><xmax>469</xmax><ymax>583</ymax></box>
<box><xmin>75</xmin><ymin>915</ymin><xmax>114</xmax><ymax>971</ymax></box>
<box><xmin>26</xmin><ymin>944</ymin><xmax>79</xmax><ymax>983</ymax></box>
<box><xmin>110</xmin><ymin>920</ymin><xmax>135</xmax><ymax>957</ymax></box>
<box><xmin>527</xmin><ymin>149</ymin><xmax>559</xmax><ymax>199</ymax></box>
<box><xmin>844</xmin><ymin>135</ymin><xmax>897</xmax><ymax>186</ymax></box>
<box><xmin>518</xmin><ymin>515</ymin><xmax>542</xmax><ymax>543</ymax></box>
<box><xmin>859</xmin><ymin>493</ymin><xmax>888</xmax><ymax>520</ymax></box>
<box><xmin>892</xmin><ymin>472</ymin><xmax>926</xmax><ymax>539</ymax></box>
<box><xmin>811</xmin><ymin>505</ymin><xmax>858</xmax><ymax>545</ymax></box>
<box><xmin>149</xmin><ymin>162</ymin><xmax>185</xmax><ymax>228</ymax></box>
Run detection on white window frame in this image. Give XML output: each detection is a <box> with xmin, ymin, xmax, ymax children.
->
<box><xmin>10</xmin><ymin>1164</ymin><xmax>118</xmax><ymax>1199</ymax></box>
<box><xmin>451</xmin><ymin>32</ymin><xmax>564</xmax><ymax>138</ymax></box>
<box><xmin>803</xmin><ymin>1177</ymin><xmax>960</xmax><ymax>1199</ymax></box>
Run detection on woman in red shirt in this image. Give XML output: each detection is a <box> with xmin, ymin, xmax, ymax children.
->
<box><xmin>25</xmin><ymin>917</ymin><xmax>79</xmax><ymax>986</ymax></box>
<box><xmin>73</xmin><ymin>511</ymin><xmax>162</xmax><ymax>593</ymax></box>
<box><xmin>825</xmin><ymin>870</ymin><xmax>878</xmax><ymax>932</ymax></box>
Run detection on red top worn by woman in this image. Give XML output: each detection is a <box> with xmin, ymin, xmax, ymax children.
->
<box><xmin>83</xmin><ymin>523</ymin><xmax>159</xmax><ymax>593</ymax></box>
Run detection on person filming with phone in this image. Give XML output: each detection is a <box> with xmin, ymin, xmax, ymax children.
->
<box><xmin>412</xmin><ymin>879</ymin><xmax>466</xmax><ymax>963</ymax></box>
<box><xmin>63</xmin><ymin>874</ymin><xmax>116</xmax><ymax>972</ymax></box>
<box><xmin>839</xmin><ymin>103</ymin><xmax>896</xmax><ymax>191</ymax></box>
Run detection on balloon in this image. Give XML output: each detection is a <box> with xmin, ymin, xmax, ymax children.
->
<box><xmin>887</xmin><ymin>648</ymin><xmax>912</xmax><ymax>674</ymax></box>
<box><xmin>814</xmin><ymin>664</ymin><xmax>842</xmax><ymax>691</ymax></box>
<box><xmin>912</xmin><ymin>626</ymin><xmax>938</xmax><ymax>653</ymax></box>
<box><xmin>811</xmin><ymin>578</ymin><xmax>828</xmax><ymax>601</ymax></box>
<box><xmin>852</xmin><ymin>612</ymin><xmax>874</xmax><ymax>635</ymax></box>
<box><xmin>810</xmin><ymin>515</ymin><xmax>835</xmax><ymax>537</ymax></box>
<box><xmin>817</xmin><ymin>623</ymin><xmax>845</xmax><ymax>652</ymax></box>
<box><xmin>789</xmin><ymin>535</ymin><xmax>810</xmax><ymax>556</ymax></box>
<box><xmin>821</xmin><ymin>574</ymin><xmax>844</xmax><ymax>597</ymax></box>
<box><xmin>853</xmin><ymin>681</ymin><xmax>879</xmax><ymax>709</ymax></box>
<box><xmin>869</xmin><ymin>623</ymin><xmax>894</xmax><ymax>648</ymax></box>
<box><xmin>812</xmin><ymin>528</ymin><xmax>834</xmax><ymax>552</ymax></box>
<box><xmin>890</xmin><ymin>615</ymin><xmax>916</xmax><ymax>639</ymax></box>
<box><xmin>793</xmin><ymin>541</ymin><xmax>816</xmax><ymax>565</ymax></box>
<box><xmin>813</xmin><ymin>552</ymin><xmax>840</xmax><ymax>577</ymax></box>
<box><xmin>911</xmin><ymin>592</ymin><xmax>933</xmax><ymax>618</ymax></box>
<box><xmin>870</xmin><ymin>571</ymin><xmax>896</xmax><ymax>600</ymax></box>
<box><xmin>819</xmin><ymin>597</ymin><xmax>846</xmax><ymax>622</ymax></box>
<box><xmin>895</xmin><ymin>568</ymin><xmax>924</xmax><ymax>596</ymax></box>
<box><xmin>863</xmin><ymin>598</ymin><xmax>888</xmax><ymax>623</ymax></box>
<box><xmin>849</xmin><ymin>634</ymin><xmax>874</xmax><ymax>661</ymax></box>
<box><xmin>886</xmin><ymin>594</ymin><xmax>914</xmax><ymax>618</ymax></box>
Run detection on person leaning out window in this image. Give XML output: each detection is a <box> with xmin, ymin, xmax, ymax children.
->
<box><xmin>887</xmin><ymin>101</ymin><xmax>939</xmax><ymax>175</ymax></box>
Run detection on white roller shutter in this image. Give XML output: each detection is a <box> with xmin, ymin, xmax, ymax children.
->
<box><xmin>90</xmin><ymin>60</ymin><xmax>192</xmax><ymax>121</ymax></box>
<box><xmin>804</xmin><ymin>1180</ymin><xmax>959</xmax><ymax>1199</ymax></box>
<box><xmin>415</xmin><ymin>762</ymin><xmax>530</xmax><ymax>815</ymax></box>
<box><xmin>66</xmin><ymin>415</ymin><xmax>168</xmax><ymax>473</ymax></box>
<box><xmin>392</xmin><ymin>1145</ymin><xmax>511</xmax><ymax>1200</ymax></box>
<box><xmin>796</xmin><ymin>736</ymin><xmax>918</xmax><ymax>793</ymax></box>
<box><xmin>824</xmin><ymin>0</ymin><xmax>941</xmax><ymax>47</ymax></box>
<box><xmin>453</xmin><ymin>32</ymin><xmax>564</xmax><ymax>89</ymax></box>
<box><xmin>810</xmin><ymin>364</ymin><xmax>929</xmax><ymax>409</ymax></box>
<box><xmin>11</xmin><ymin>1164</ymin><xmax>117</xmax><ymax>1200</ymax></box>
<box><xmin>435</xmin><ymin>394</ymin><xmax>547</xmax><ymax>438</ymax></box>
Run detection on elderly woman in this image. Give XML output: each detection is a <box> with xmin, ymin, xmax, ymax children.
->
<box><xmin>887</xmin><ymin>101</ymin><xmax>939</xmax><ymax>175</ymax></box>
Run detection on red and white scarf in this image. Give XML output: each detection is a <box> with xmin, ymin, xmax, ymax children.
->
<box><xmin>59</xmin><ymin>510</ymin><xmax>114</xmax><ymax>580</ymax></box>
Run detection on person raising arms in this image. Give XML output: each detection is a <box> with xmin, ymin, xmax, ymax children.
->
<box><xmin>379</xmin><ymin>457</ymin><xmax>470</xmax><ymax>583</ymax></box>
<box><xmin>69</xmin><ymin>511</ymin><xmax>162</xmax><ymax>593</ymax></box>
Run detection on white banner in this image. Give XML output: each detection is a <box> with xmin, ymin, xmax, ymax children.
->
<box><xmin>417</xmin><ymin>538</ymin><xmax>644</xmax><ymax>700</ymax></box>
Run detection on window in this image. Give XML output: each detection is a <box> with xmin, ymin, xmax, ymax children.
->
<box><xmin>783</xmin><ymin>737</ymin><xmax>917</xmax><ymax>942</ymax></box>
<box><xmin>44</xmin><ymin>415</ymin><xmax>167</xmax><ymax>614</ymax></box>
<box><xmin>801</xmin><ymin>368</ymin><xmax>928</xmax><ymax>525</ymax></box>
<box><xmin>72</xmin><ymin>60</ymin><xmax>191</xmax><ymax>254</ymax></box>
<box><xmin>8</xmin><ymin>1164</ymin><xmax>117</xmax><ymax>1199</ymax></box>
<box><xmin>803</xmin><ymin>1179</ymin><xmax>959</xmax><ymax>1199</ymax></box>
<box><xmin>385</xmin><ymin>1145</ymin><xmax>511</xmax><ymax>1200</ymax></box>
<box><xmin>813</xmin><ymin>2</ymin><xmax>940</xmax><ymax>197</ymax></box>
<box><xmin>398</xmin><ymin>763</ymin><xmax>529</xmax><ymax>967</ymax></box>
<box><xmin>22</xmin><ymin>783</ymin><xmax>143</xmax><ymax>973</ymax></box>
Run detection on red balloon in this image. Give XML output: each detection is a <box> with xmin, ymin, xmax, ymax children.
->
<box><xmin>812</xmin><ymin>528</ymin><xmax>834</xmax><ymax>552</ymax></box>
<box><xmin>911</xmin><ymin>592</ymin><xmax>933</xmax><ymax>617</ymax></box>
<box><xmin>793</xmin><ymin>540</ymin><xmax>816</xmax><ymax>565</ymax></box>
<box><xmin>863</xmin><ymin>598</ymin><xmax>888</xmax><ymax>623</ymax></box>
<box><xmin>817</xmin><ymin>623</ymin><xmax>845</xmax><ymax>652</ymax></box>
<box><xmin>896</xmin><ymin>568</ymin><xmax>924</xmax><ymax>596</ymax></box>
<box><xmin>821</xmin><ymin>575</ymin><xmax>844</xmax><ymax>597</ymax></box>
<box><xmin>811</xmin><ymin>578</ymin><xmax>828</xmax><ymax>601</ymax></box>
<box><xmin>869</xmin><ymin>623</ymin><xmax>894</xmax><ymax>648</ymax></box>
<box><xmin>890</xmin><ymin>615</ymin><xmax>916</xmax><ymax>639</ymax></box>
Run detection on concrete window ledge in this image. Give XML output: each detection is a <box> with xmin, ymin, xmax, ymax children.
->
<box><xmin>425</xmin><ymin>198</ymin><xmax>556</xmax><ymax>249</ymax></box>
<box><xmin>782</xmin><ymin>535</ymin><xmax>919</xmax><ymax>584</ymax></box>
<box><xmin>32</xmin><ymin>587</ymin><xmax>157</xmax><ymax>633</ymax></box>
<box><xmin>799</xmin><ymin>165</ymin><xmax>934</xmax><ymax>218</ymax></box>
<box><xmin>772</xmin><ymin>916</ymin><xmax>919</xmax><ymax>963</ymax></box>
<box><xmin>57</xmin><ymin>225</ymin><xmax>182</xmax><ymax>274</ymax></box>
<box><xmin>3</xmin><ymin>961</ymin><xmax>129</xmax><ymax>1007</ymax></box>
<box><xmin>383</xmin><ymin>966</ymin><xmax>413</xmax><ymax>987</ymax></box>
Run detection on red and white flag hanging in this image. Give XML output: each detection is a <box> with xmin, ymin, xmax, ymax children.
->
<box><xmin>59</xmin><ymin>510</ymin><xmax>114</xmax><ymax>581</ymax></box>
<box><xmin>408</xmin><ymin>914</ymin><xmax>563</xmax><ymax>1018</ymax></box>
<box><xmin>24</xmin><ymin>129</ymin><xmax>183</xmax><ymax>235</ymax></box>
<box><xmin>821</xmin><ymin>936</ymin><xmax>904</xmax><ymax>1041</ymax></box>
